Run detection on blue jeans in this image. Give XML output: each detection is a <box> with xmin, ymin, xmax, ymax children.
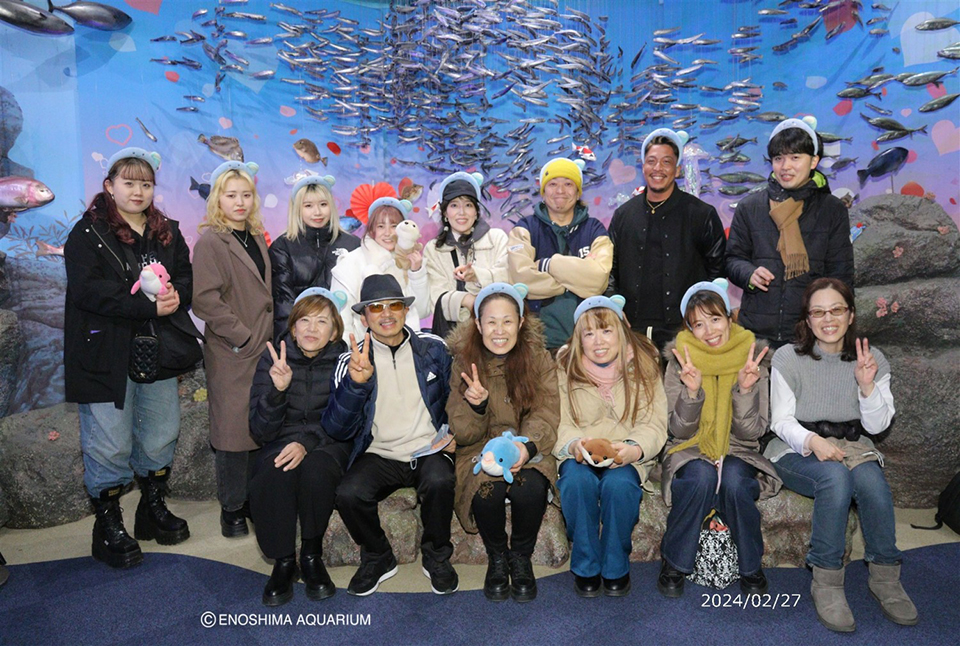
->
<box><xmin>78</xmin><ymin>377</ymin><xmax>180</xmax><ymax>497</ymax></box>
<box><xmin>775</xmin><ymin>452</ymin><xmax>901</xmax><ymax>569</ymax></box>
<box><xmin>661</xmin><ymin>456</ymin><xmax>763</xmax><ymax>576</ymax></box>
<box><xmin>557</xmin><ymin>460</ymin><xmax>642</xmax><ymax>580</ymax></box>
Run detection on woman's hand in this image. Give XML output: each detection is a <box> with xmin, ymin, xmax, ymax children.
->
<box><xmin>510</xmin><ymin>441</ymin><xmax>530</xmax><ymax>474</ymax></box>
<box><xmin>348</xmin><ymin>333</ymin><xmax>374</xmax><ymax>384</ymax></box>
<box><xmin>610</xmin><ymin>442</ymin><xmax>642</xmax><ymax>468</ymax></box>
<box><xmin>156</xmin><ymin>283</ymin><xmax>179</xmax><ymax>316</ymax></box>
<box><xmin>266</xmin><ymin>341</ymin><xmax>292</xmax><ymax>392</ymax></box>
<box><xmin>453</xmin><ymin>263</ymin><xmax>477</xmax><ymax>283</ymax></box>
<box><xmin>460</xmin><ymin>362</ymin><xmax>489</xmax><ymax>406</ymax></box>
<box><xmin>408</xmin><ymin>249</ymin><xmax>423</xmax><ymax>271</ymax></box>
<box><xmin>737</xmin><ymin>342</ymin><xmax>769</xmax><ymax>393</ymax></box>
<box><xmin>854</xmin><ymin>338</ymin><xmax>877</xmax><ymax>397</ymax></box>
<box><xmin>671</xmin><ymin>345</ymin><xmax>702</xmax><ymax>399</ymax></box>
<box><xmin>571</xmin><ymin>437</ymin><xmax>589</xmax><ymax>462</ymax></box>
<box><xmin>808</xmin><ymin>434</ymin><xmax>846</xmax><ymax>462</ymax></box>
<box><xmin>274</xmin><ymin>441</ymin><xmax>306</xmax><ymax>471</ymax></box>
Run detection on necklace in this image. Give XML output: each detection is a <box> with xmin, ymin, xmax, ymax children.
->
<box><xmin>231</xmin><ymin>228</ymin><xmax>250</xmax><ymax>248</ymax></box>
<box><xmin>645</xmin><ymin>193</ymin><xmax>667</xmax><ymax>215</ymax></box>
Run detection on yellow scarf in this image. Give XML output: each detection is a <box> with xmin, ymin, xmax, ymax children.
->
<box><xmin>668</xmin><ymin>323</ymin><xmax>754</xmax><ymax>461</ymax></box>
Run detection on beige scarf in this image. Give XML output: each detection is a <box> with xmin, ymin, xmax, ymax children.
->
<box><xmin>768</xmin><ymin>198</ymin><xmax>809</xmax><ymax>280</ymax></box>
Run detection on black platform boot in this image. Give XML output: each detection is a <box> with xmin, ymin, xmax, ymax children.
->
<box><xmin>300</xmin><ymin>537</ymin><xmax>335</xmax><ymax>600</ymax></box>
<box><xmin>92</xmin><ymin>487</ymin><xmax>143</xmax><ymax>569</ymax></box>
<box><xmin>134</xmin><ymin>467</ymin><xmax>190</xmax><ymax>545</ymax></box>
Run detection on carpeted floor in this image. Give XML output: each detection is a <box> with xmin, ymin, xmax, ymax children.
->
<box><xmin>1</xmin><ymin>543</ymin><xmax>957</xmax><ymax>646</ymax></box>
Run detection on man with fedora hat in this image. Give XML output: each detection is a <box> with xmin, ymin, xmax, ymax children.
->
<box><xmin>322</xmin><ymin>274</ymin><xmax>457</xmax><ymax>597</ymax></box>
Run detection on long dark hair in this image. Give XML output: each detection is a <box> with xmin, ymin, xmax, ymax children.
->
<box><xmin>794</xmin><ymin>277</ymin><xmax>857</xmax><ymax>361</ymax></box>
<box><xmin>432</xmin><ymin>194</ymin><xmax>481</xmax><ymax>249</ymax></box>
<box><xmin>88</xmin><ymin>157</ymin><xmax>173</xmax><ymax>247</ymax></box>
<box><xmin>457</xmin><ymin>293</ymin><xmax>547</xmax><ymax>414</ymax></box>
<box><xmin>89</xmin><ymin>157</ymin><xmax>173</xmax><ymax>246</ymax></box>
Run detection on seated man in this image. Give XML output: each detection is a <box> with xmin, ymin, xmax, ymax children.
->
<box><xmin>322</xmin><ymin>274</ymin><xmax>456</xmax><ymax>596</ymax></box>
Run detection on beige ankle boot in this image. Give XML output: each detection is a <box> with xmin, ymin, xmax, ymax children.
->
<box><xmin>811</xmin><ymin>565</ymin><xmax>856</xmax><ymax>632</ymax></box>
<box><xmin>868</xmin><ymin>562</ymin><xmax>918</xmax><ymax>626</ymax></box>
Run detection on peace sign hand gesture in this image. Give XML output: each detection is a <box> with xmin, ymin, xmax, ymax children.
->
<box><xmin>855</xmin><ymin>338</ymin><xmax>878</xmax><ymax>397</ymax></box>
<box><xmin>348</xmin><ymin>333</ymin><xmax>374</xmax><ymax>384</ymax></box>
<box><xmin>266</xmin><ymin>341</ymin><xmax>292</xmax><ymax>392</ymax></box>
<box><xmin>737</xmin><ymin>342</ymin><xmax>769</xmax><ymax>393</ymax></box>
<box><xmin>460</xmin><ymin>363</ymin><xmax>489</xmax><ymax>407</ymax></box>
<box><xmin>671</xmin><ymin>345</ymin><xmax>702</xmax><ymax>399</ymax></box>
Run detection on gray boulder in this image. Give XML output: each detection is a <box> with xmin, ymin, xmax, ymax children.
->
<box><xmin>9</xmin><ymin>319</ymin><xmax>64</xmax><ymax>414</ymax></box>
<box><xmin>852</xmin><ymin>194</ymin><xmax>960</xmax><ymax>287</ymax></box>
<box><xmin>168</xmin><ymin>369</ymin><xmax>217</xmax><ymax>501</ymax></box>
<box><xmin>855</xmin><ymin>278</ymin><xmax>960</xmax><ymax>347</ymax></box>
<box><xmin>0</xmin><ymin>308</ymin><xmax>20</xmax><ymax>417</ymax></box>
<box><xmin>0</xmin><ymin>402</ymin><xmax>89</xmax><ymax>528</ymax></box>
<box><xmin>0</xmin><ymin>250</ymin><xmax>9</xmax><ymax>306</ymax></box>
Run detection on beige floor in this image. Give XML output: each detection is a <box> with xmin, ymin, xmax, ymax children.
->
<box><xmin>1</xmin><ymin>492</ymin><xmax>957</xmax><ymax>592</ymax></box>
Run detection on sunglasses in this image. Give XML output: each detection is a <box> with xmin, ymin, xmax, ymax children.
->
<box><xmin>366</xmin><ymin>301</ymin><xmax>406</xmax><ymax>314</ymax></box>
<box><xmin>808</xmin><ymin>306</ymin><xmax>849</xmax><ymax>319</ymax></box>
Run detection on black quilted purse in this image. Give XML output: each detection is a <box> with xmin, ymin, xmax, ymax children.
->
<box><xmin>129</xmin><ymin>319</ymin><xmax>160</xmax><ymax>383</ymax></box>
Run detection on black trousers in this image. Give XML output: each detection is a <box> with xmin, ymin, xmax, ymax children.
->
<box><xmin>248</xmin><ymin>442</ymin><xmax>351</xmax><ymax>559</ymax></box>
<box><xmin>471</xmin><ymin>469</ymin><xmax>549</xmax><ymax>558</ymax></box>
<box><xmin>336</xmin><ymin>451</ymin><xmax>456</xmax><ymax>566</ymax></box>
<box><xmin>215</xmin><ymin>448</ymin><xmax>259</xmax><ymax>511</ymax></box>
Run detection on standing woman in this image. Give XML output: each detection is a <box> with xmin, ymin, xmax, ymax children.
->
<box><xmin>424</xmin><ymin>171</ymin><xmax>508</xmax><ymax>334</ymax></box>
<box><xmin>554</xmin><ymin>295</ymin><xmax>667</xmax><ymax>598</ymax></box>
<box><xmin>64</xmin><ymin>147</ymin><xmax>201</xmax><ymax>568</ymax></box>
<box><xmin>331</xmin><ymin>185</ymin><xmax>429</xmax><ymax>339</ymax></box>
<box><xmin>269</xmin><ymin>175</ymin><xmax>360</xmax><ymax>339</ymax></box>
<box><xmin>249</xmin><ymin>288</ymin><xmax>350</xmax><ymax>606</ymax></box>
<box><xmin>767</xmin><ymin>278</ymin><xmax>916</xmax><ymax>632</ymax></box>
<box><xmin>193</xmin><ymin>160</ymin><xmax>272</xmax><ymax>538</ymax></box>
<box><xmin>447</xmin><ymin>283</ymin><xmax>560</xmax><ymax>603</ymax></box>
<box><xmin>658</xmin><ymin>280</ymin><xmax>781</xmax><ymax>599</ymax></box>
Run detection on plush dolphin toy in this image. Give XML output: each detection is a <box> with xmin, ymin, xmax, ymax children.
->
<box><xmin>474</xmin><ymin>430</ymin><xmax>529</xmax><ymax>484</ymax></box>
<box><xmin>131</xmin><ymin>262</ymin><xmax>170</xmax><ymax>302</ymax></box>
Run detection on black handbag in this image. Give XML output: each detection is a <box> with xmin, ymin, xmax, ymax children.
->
<box><xmin>431</xmin><ymin>249</ymin><xmax>467</xmax><ymax>338</ymax></box>
<box><xmin>157</xmin><ymin>315</ymin><xmax>204</xmax><ymax>376</ymax></box>
<box><xmin>129</xmin><ymin>319</ymin><xmax>160</xmax><ymax>383</ymax></box>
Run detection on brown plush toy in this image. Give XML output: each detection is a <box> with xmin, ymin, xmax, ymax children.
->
<box><xmin>575</xmin><ymin>438</ymin><xmax>623</xmax><ymax>467</ymax></box>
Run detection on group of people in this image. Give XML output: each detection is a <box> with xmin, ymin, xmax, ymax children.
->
<box><xmin>60</xmin><ymin>117</ymin><xmax>916</xmax><ymax>633</ymax></box>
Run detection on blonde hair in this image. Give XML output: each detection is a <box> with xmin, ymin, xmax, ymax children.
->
<box><xmin>557</xmin><ymin>308</ymin><xmax>661</xmax><ymax>426</ymax></box>
<box><xmin>284</xmin><ymin>183</ymin><xmax>342</xmax><ymax>242</ymax></box>
<box><xmin>364</xmin><ymin>205</ymin><xmax>403</xmax><ymax>241</ymax></box>
<box><xmin>199</xmin><ymin>169</ymin><xmax>265</xmax><ymax>234</ymax></box>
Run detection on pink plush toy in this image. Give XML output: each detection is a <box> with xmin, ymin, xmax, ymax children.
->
<box><xmin>131</xmin><ymin>262</ymin><xmax>170</xmax><ymax>302</ymax></box>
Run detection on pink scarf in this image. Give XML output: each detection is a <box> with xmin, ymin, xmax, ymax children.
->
<box><xmin>581</xmin><ymin>346</ymin><xmax>634</xmax><ymax>405</ymax></box>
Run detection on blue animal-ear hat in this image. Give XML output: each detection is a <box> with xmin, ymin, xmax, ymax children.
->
<box><xmin>574</xmin><ymin>295</ymin><xmax>627</xmax><ymax>323</ymax></box>
<box><xmin>438</xmin><ymin>171</ymin><xmax>483</xmax><ymax>203</ymax></box>
<box><xmin>368</xmin><ymin>196</ymin><xmax>413</xmax><ymax>220</ymax></box>
<box><xmin>210</xmin><ymin>160</ymin><xmax>260</xmax><ymax>188</ymax></box>
<box><xmin>640</xmin><ymin>128</ymin><xmax>689</xmax><ymax>164</ymax></box>
<box><xmin>294</xmin><ymin>287</ymin><xmax>348</xmax><ymax>312</ymax></box>
<box><xmin>292</xmin><ymin>174</ymin><xmax>336</xmax><ymax>196</ymax></box>
<box><xmin>769</xmin><ymin>115</ymin><xmax>820</xmax><ymax>157</ymax></box>
<box><xmin>474</xmin><ymin>282</ymin><xmax>529</xmax><ymax>318</ymax></box>
<box><xmin>107</xmin><ymin>147</ymin><xmax>161</xmax><ymax>173</ymax></box>
<box><xmin>680</xmin><ymin>279</ymin><xmax>732</xmax><ymax>326</ymax></box>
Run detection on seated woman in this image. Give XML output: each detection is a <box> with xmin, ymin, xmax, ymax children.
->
<box><xmin>248</xmin><ymin>288</ymin><xmax>351</xmax><ymax>607</ymax></box>
<box><xmin>269</xmin><ymin>174</ymin><xmax>360</xmax><ymax>339</ymax></box>
<box><xmin>331</xmin><ymin>185</ymin><xmax>429</xmax><ymax>340</ymax></box>
<box><xmin>767</xmin><ymin>277</ymin><xmax>916</xmax><ymax>632</ymax></box>
<box><xmin>553</xmin><ymin>295</ymin><xmax>667</xmax><ymax>598</ymax></box>
<box><xmin>447</xmin><ymin>283</ymin><xmax>559</xmax><ymax>603</ymax></box>
<box><xmin>424</xmin><ymin>171</ymin><xmax>509</xmax><ymax>335</ymax></box>
<box><xmin>659</xmin><ymin>280</ymin><xmax>781</xmax><ymax>598</ymax></box>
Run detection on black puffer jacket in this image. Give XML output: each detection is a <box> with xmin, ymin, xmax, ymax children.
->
<box><xmin>248</xmin><ymin>331</ymin><xmax>348</xmax><ymax>452</ymax></box>
<box><xmin>269</xmin><ymin>226</ymin><xmax>360</xmax><ymax>338</ymax></box>
<box><xmin>725</xmin><ymin>174</ymin><xmax>854</xmax><ymax>345</ymax></box>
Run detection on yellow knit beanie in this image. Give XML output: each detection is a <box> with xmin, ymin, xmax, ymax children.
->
<box><xmin>539</xmin><ymin>157</ymin><xmax>585</xmax><ymax>196</ymax></box>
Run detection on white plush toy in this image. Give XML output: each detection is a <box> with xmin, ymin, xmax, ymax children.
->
<box><xmin>394</xmin><ymin>220</ymin><xmax>423</xmax><ymax>271</ymax></box>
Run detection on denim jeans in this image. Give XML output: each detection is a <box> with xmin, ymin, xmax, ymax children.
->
<box><xmin>774</xmin><ymin>452</ymin><xmax>901</xmax><ymax>569</ymax></box>
<box><xmin>661</xmin><ymin>456</ymin><xmax>763</xmax><ymax>576</ymax></box>
<box><xmin>557</xmin><ymin>460</ymin><xmax>642</xmax><ymax>580</ymax></box>
<box><xmin>78</xmin><ymin>377</ymin><xmax>180</xmax><ymax>497</ymax></box>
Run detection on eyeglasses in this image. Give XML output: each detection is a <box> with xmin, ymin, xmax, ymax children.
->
<box><xmin>808</xmin><ymin>306</ymin><xmax>849</xmax><ymax>319</ymax></box>
<box><xmin>366</xmin><ymin>301</ymin><xmax>406</xmax><ymax>314</ymax></box>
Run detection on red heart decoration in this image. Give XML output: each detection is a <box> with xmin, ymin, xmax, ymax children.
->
<box><xmin>105</xmin><ymin>124</ymin><xmax>132</xmax><ymax>146</ymax></box>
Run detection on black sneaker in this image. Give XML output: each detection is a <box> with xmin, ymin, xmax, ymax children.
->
<box><xmin>657</xmin><ymin>559</ymin><xmax>685</xmax><ymax>598</ymax></box>
<box><xmin>422</xmin><ymin>558</ymin><xmax>459</xmax><ymax>595</ymax></box>
<box><xmin>347</xmin><ymin>553</ymin><xmax>398</xmax><ymax>596</ymax></box>
<box><xmin>740</xmin><ymin>569</ymin><xmax>769</xmax><ymax>596</ymax></box>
